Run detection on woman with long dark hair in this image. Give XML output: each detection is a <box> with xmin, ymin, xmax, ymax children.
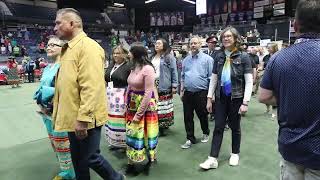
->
<box><xmin>151</xmin><ymin>38</ymin><xmax>178</xmax><ymax>136</ymax></box>
<box><xmin>104</xmin><ymin>45</ymin><xmax>131</xmax><ymax>149</ymax></box>
<box><xmin>200</xmin><ymin>26</ymin><xmax>253</xmax><ymax>170</ymax></box>
<box><xmin>125</xmin><ymin>42</ymin><xmax>158</xmax><ymax>174</ymax></box>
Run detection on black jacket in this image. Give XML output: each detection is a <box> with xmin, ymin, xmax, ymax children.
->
<box><xmin>105</xmin><ymin>61</ymin><xmax>131</xmax><ymax>88</ymax></box>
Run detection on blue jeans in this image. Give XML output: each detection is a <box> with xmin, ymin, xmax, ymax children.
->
<box><xmin>68</xmin><ymin>126</ymin><xmax>123</xmax><ymax>180</ymax></box>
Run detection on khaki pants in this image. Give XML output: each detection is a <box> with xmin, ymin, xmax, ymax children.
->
<box><xmin>280</xmin><ymin>158</ymin><xmax>320</xmax><ymax>180</ymax></box>
<box><xmin>254</xmin><ymin>71</ymin><xmax>264</xmax><ymax>94</ymax></box>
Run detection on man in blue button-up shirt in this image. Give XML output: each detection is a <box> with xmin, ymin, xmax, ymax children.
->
<box><xmin>259</xmin><ymin>0</ymin><xmax>320</xmax><ymax>178</ymax></box>
<box><xmin>180</xmin><ymin>36</ymin><xmax>213</xmax><ymax>149</ymax></box>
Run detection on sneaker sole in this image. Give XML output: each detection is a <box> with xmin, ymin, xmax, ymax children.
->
<box><xmin>181</xmin><ymin>146</ymin><xmax>191</xmax><ymax>149</ymax></box>
<box><xmin>199</xmin><ymin>164</ymin><xmax>218</xmax><ymax>170</ymax></box>
<box><xmin>229</xmin><ymin>163</ymin><xmax>240</xmax><ymax>166</ymax></box>
<box><xmin>201</xmin><ymin>140</ymin><xmax>209</xmax><ymax>143</ymax></box>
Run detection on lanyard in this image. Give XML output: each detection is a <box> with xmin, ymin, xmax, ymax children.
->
<box><xmin>110</xmin><ymin>62</ymin><xmax>125</xmax><ymax>80</ymax></box>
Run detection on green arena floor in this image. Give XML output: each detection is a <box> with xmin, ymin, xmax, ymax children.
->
<box><xmin>0</xmin><ymin>83</ymin><xmax>279</xmax><ymax>180</ymax></box>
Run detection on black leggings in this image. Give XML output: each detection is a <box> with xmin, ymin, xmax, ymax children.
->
<box><xmin>210</xmin><ymin>93</ymin><xmax>243</xmax><ymax>158</ymax></box>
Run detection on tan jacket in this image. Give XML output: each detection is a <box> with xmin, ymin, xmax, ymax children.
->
<box><xmin>52</xmin><ymin>32</ymin><xmax>107</xmax><ymax>132</ymax></box>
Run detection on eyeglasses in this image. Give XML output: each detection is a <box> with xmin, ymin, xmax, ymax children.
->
<box><xmin>47</xmin><ymin>43</ymin><xmax>62</xmax><ymax>48</ymax></box>
<box><xmin>222</xmin><ymin>35</ymin><xmax>233</xmax><ymax>39</ymax></box>
<box><xmin>208</xmin><ymin>41</ymin><xmax>217</xmax><ymax>44</ymax></box>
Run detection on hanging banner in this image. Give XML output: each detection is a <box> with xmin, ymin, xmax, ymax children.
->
<box><xmin>238</xmin><ymin>12</ymin><xmax>245</xmax><ymax>21</ymax></box>
<box><xmin>214</xmin><ymin>14</ymin><xmax>221</xmax><ymax>25</ymax></box>
<box><xmin>207</xmin><ymin>16</ymin><xmax>213</xmax><ymax>26</ymax></box>
<box><xmin>229</xmin><ymin>13</ymin><xmax>236</xmax><ymax>22</ymax></box>
<box><xmin>246</xmin><ymin>11</ymin><xmax>254</xmax><ymax>21</ymax></box>
<box><xmin>221</xmin><ymin>13</ymin><xmax>229</xmax><ymax>25</ymax></box>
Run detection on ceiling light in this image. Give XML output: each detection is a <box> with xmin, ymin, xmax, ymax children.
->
<box><xmin>114</xmin><ymin>3</ymin><xmax>124</xmax><ymax>7</ymax></box>
<box><xmin>145</xmin><ymin>0</ymin><xmax>157</xmax><ymax>4</ymax></box>
<box><xmin>182</xmin><ymin>0</ymin><xmax>196</xmax><ymax>4</ymax></box>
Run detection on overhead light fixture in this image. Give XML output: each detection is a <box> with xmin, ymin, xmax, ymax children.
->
<box><xmin>114</xmin><ymin>3</ymin><xmax>124</xmax><ymax>7</ymax></box>
<box><xmin>182</xmin><ymin>0</ymin><xmax>196</xmax><ymax>4</ymax></box>
<box><xmin>145</xmin><ymin>0</ymin><xmax>157</xmax><ymax>4</ymax></box>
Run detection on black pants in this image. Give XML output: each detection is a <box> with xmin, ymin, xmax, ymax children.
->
<box><xmin>68</xmin><ymin>126</ymin><xmax>123</xmax><ymax>180</ymax></box>
<box><xmin>183</xmin><ymin>90</ymin><xmax>210</xmax><ymax>143</ymax></box>
<box><xmin>210</xmin><ymin>93</ymin><xmax>243</xmax><ymax>158</ymax></box>
<box><xmin>27</xmin><ymin>70</ymin><xmax>34</xmax><ymax>83</ymax></box>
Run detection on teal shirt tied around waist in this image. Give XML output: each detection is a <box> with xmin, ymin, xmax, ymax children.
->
<box><xmin>33</xmin><ymin>63</ymin><xmax>60</xmax><ymax>109</ymax></box>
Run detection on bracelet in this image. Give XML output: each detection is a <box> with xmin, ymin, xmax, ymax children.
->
<box><xmin>242</xmin><ymin>104</ymin><xmax>248</xmax><ymax>106</ymax></box>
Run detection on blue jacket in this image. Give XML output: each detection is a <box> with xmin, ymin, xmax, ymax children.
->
<box><xmin>33</xmin><ymin>63</ymin><xmax>59</xmax><ymax>111</ymax></box>
<box><xmin>157</xmin><ymin>54</ymin><xmax>179</xmax><ymax>92</ymax></box>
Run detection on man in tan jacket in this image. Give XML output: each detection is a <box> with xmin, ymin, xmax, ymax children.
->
<box><xmin>53</xmin><ymin>8</ymin><xmax>124</xmax><ymax>180</ymax></box>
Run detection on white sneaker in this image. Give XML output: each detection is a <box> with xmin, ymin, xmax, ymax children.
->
<box><xmin>199</xmin><ymin>156</ymin><xmax>218</xmax><ymax>170</ymax></box>
<box><xmin>181</xmin><ymin>140</ymin><xmax>192</xmax><ymax>149</ymax></box>
<box><xmin>201</xmin><ymin>134</ymin><xmax>209</xmax><ymax>143</ymax></box>
<box><xmin>229</xmin><ymin>153</ymin><xmax>240</xmax><ymax>166</ymax></box>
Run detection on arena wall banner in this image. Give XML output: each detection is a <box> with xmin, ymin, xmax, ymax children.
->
<box><xmin>214</xmin><ymin>14</ymin><xmax>221</xmax><ymax>25</ymax></box>
<box><xmin>221</xmin><ymin>13</ymin><xmax>228</xmax><ymax>25</ymax></box>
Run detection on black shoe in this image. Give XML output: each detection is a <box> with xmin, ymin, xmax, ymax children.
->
<box><xmin>125</xmin><ymin>164</ymin><xmax>138</xmax><ymax>176</ymax></box>
<box><xmin>143</xmin><ymin>160</ymin><xmax>157</xmax><ymax>176</ymax></box>
<box><xmin>159</xmin><ymin>128</ymin><xmax>166</xmax><ymax>137</ymax></box>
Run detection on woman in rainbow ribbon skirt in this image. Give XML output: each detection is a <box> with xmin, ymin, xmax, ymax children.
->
<box><xmin>104</xmin><ymin>45</ymin><xmax>131</xmax><ymax>149</ymax></box>
<box><xmin>151</xmin><ymin>38</ymin><xmax>178</xmax><ymax>136</ymax></box>
<box><xmin>125</xmin><ymin>43</ymin><xmax>158</xmax><ymax>175</ymax></box>
<box><xmin>33</xmin><ymin>36</ymin><xmax>75</xmax><ymax>180</ymax></box>
<box><xmin>200</xmin><ymin>26</ymin><xmax>253</xmax><ymax>170</ymax></box>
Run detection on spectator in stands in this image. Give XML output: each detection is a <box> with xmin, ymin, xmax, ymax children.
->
<box><xmin>20</xmin><ymin>45</ymin><xmax>26</xmax><ymax>57</ymax></box>
<box><xmin>7</xmin><ymin>43</ymin><xmax>12</xmax><ymax>55</ymax></box>
<box><xmin>33</xmin><ymin>35</ymin><xmax>75</xmax><ymax>180</ymax></box>
<box><xmin>200</xmin><ymin>27</ymin><xmax>253</xmax><ymax>170</ymax></box>
<box><xmin>151</xmin><ymin>38</ymin><xmax>178</xmax><ymax>136</ymax></box>
<box><xmin>1</xmin><ymin>44</ymin><xmax>6</xmax><ymax>54</ymax></box>
<box><xmin>17</xmin><ymin>30</ymin><xmax>22</xmax><ymax>38</ymax></box>
<box><xmin>39</xmin><ymin>41</ymin><xmax>46</xmax><ymax>54</ymax></box>
<box><xmin>7</xmin><ymin>32</ymin><xmax>13</xmax><ymax>38</ymax></box>
<box><xmin>13</xmin><ymin>46</ymin><xmax>20</xmax><ymax>57</ymax></box>
<box><xmin>259</xmin><ymin>0</ymin><xmax>320</xmax><ymax>178</ymax></box>
<box><xmin>24</xmin><ymin>30</ymin><xmax>30</xmax><ymax>41</ymax></box>
<box><xmin>6</xmin><ymin>56</ymin><xmax>20</xmax><ymax>88</ymax></box>
<box><xmin>52</xmin><ymin>8</ymin><xmax>125</xmax><ymax>180</ymax></box>
<box><xmin>11</xmin><ymin>38</ymin><xmax>17</xmax><ymax>47</ymax></box>
<box><xmin>180</xmin><ymin>36</ymin><xmax>213</xmax><ymax>149</ymax></box>
<box><xmin>4</xmin><ymin>37</ymin><xmax>10</xmax><ymax>47</ymax></box>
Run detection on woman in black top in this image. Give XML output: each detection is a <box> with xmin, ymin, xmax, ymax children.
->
<box><xmin>104</xmin><ymin>45</ymin><xmax>131</xmax><ymax>149</ymax></box>
<box><xmin>200</xmin><ymin>27</ymin><xmax>253</xmax><ymax>170</ymax></box>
